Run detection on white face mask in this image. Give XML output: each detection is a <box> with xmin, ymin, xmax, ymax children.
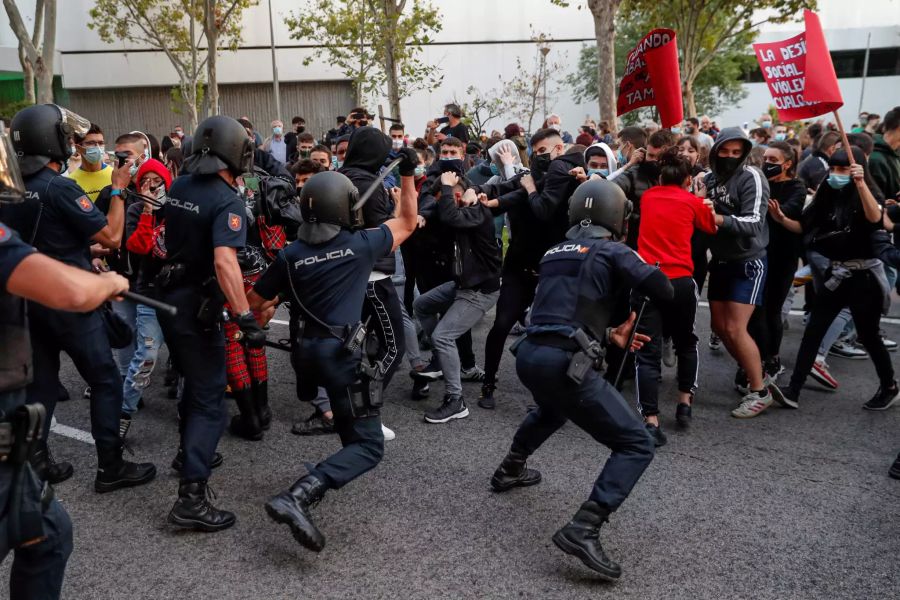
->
<box><xmin>392</xmin><ymin>138</ymin><xmax>403</xmax><ymax>150</ymax></box>
<box><xmin>549</xmin><ymin>123</ymin><xmax>561</xmax><ymax>132</ymax></box>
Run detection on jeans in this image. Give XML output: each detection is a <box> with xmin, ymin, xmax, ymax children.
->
<box><xmin>121</xmin><ymin>304</ymin><xmax>163</xmax><ymax>415</ymax></box>
<box><xmin>635</xmin><ymin>277</ymin><xmax>700</xmax><ymax>416</ymax></box>
<box><xmin>511</xmin><ymin>340</ymin><xmax>655</xmax><ymax>511</ymax></box>
<box><xmin>414</xmin><ymin>281</ymin><xmax>499</xmax><ymax>396</ymax></box>
<box><xmin>400</xmin><ymin>302</ymin><xmax>425</xmax><ymax>370</ymax></box>
<box><xmin>111</xmin><ymin>298</ymin><xmax>138</xmax><ymax>378</ymax></box>
<box><xmin>818</xmin><ymin>308</ymin><xmax>853</xmax><ymax>357</ymax></box>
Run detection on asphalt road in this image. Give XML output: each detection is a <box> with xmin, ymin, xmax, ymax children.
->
<box><xmin>3</xmin><ymin>303</ymin><xmax>899</xmax><ymax>600</ymax></box>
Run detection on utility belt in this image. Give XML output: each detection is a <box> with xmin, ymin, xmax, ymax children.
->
<box><xmin>517</xmin><ymin>328</ymin><xmax>606</xmax><ymax>385</ymax></box>
<box><xmin>157</xmin><ymin>263</ymin><xmax>224</xmax><ymax>329</ymax></box>
<box><xmin>0</xmin><ymin>403</ymin><xmax>54</xmax><ymax>549</ymax></box>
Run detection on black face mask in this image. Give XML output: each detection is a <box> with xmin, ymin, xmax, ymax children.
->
<box><xmin>439</xmin><ymin>158</ymin><xmax>465</xmax><ymax>176</ymax></box>
<box><xmin>530</xmin><ymin>152</ymin><xmax>552</xmax><ymax>179</ymax></box>
<box><xmin>296</xmin><ymin>125</ymin><xmax>305</xmax><ymax>134</ymax></box>
<box><xmin>762</xmin><ymin>162</ymin><xmax>783</xmax><ymax>180</ymax></box>
<box><xmin>717</xmin><ymin>156</ymin><xmax>743</xmax><ymax>178</ymax></box>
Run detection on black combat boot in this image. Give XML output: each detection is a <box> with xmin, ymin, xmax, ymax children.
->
<box><xmin>254</xmin><ymin>380</ymin><xmax>272</xmax><ymax>430</ymax></box>
<box><xmin>265</xmin><ymin>474</ymin><xmax>328</xmax><ymax>552</ymax></box>
<box><xmin>228</xmin><ymin>387</ymin><xmax>263</xmax><ymax>441</ymax></box>
<box><xmin>94</xmin><ymin>445</ymin><xmax>157</xmax><ymax>494</ymax></box>
<box><xmin>170</xmin><ymin>447</ymin><xmax>224</xmax><ymax>472</ymax></box>
<box><xmin>30</xmin><ymin>441</ymin><xmax>74</xmax><ymax>485</ymax></box>
<box><xmin>490</xmin><ymin>450</ymin><xmax>542</xmax><ymax>492</ymax></box>
<box><xmin>552</xmin><ymin>501</ymin><xmax>622</xmax><ymax>580</ymax></box>
<box><xmin>168</xmin><ymin>480</ymin><xmax>236</xmax><ymax>532</ymax></box>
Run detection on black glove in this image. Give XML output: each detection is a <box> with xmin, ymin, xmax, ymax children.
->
<box><xmin>397</xmin><ymin>147</ymin><xmax>419</xmax><ymax>177</ymax></box>
<box><xmin>236</xmin><ymin>311</ymin><xmax>266</xmax><ymax>349</ymax></box>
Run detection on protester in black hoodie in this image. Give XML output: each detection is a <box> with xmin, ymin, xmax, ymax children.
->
<box><xmin>338</xmin><ymin>126</ymin><xmax>406</xmax><ymax>390</ymax></box>
<box><xmin>414</xmin><ymin>140</ymin><xmax>501</xmax><ymax>425</ymax></box>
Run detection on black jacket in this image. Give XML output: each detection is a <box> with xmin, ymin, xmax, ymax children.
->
<box><xmin>767</xmin><ymin>178</ymin><xmax>806</xmax><ymax>259</ymax></box>
<box><xmin>527</xmin><ymin>152</ymin><xmax>584</xmax><ymax>247</ymax></box>
<box><xmin>437</xmin><ymin>185</ymin><xmax>501</xmax><ymax>292</ymax></box>
<box><xmin>340</xmin><ymin>127</ymin><xmax>395</xmax><ymax>274</ymax></box>
<box><xmin>797</xmin><ymin>151</ymin><xmax>829</xmax><ymax>191</ymax></box>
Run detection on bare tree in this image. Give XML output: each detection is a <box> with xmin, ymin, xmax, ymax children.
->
<box><xmin>203</xmin><ymin>0</ymin><xmax>256</xmax><ymax>117</ymax></box>
<box><xmin>4</xmin><ymin>0</ymin><xmax>57</xmax><ymax>104</ymax></box>
<box><xmin>587</xmin><ymin>0</ymin><xmax>622</xmax><ymax>129</ymax></box>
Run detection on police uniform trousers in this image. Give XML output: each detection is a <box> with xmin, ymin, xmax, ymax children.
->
<box><xmin>26</xmin><ymin>303</ymin><xmax>123</xmax><ymax>455</ymax></box>
<box><xmin>0</xmin><ymin>390</ymin><xmax>73</xmax><ymax>600</ymax></box>
<box><xmin>157</xmin><ymin>286</ymin><xmax>227</xmax><ymax>482</ymax></box>
<box><xmin>510</xmin><ymin>339</ymin><xmax>655</xmax><ymax>511</ymax></box>
<box><xmin>292</xmin><ymin>337</ymin><xmax>384</xmax><ymax>488</ymax></box>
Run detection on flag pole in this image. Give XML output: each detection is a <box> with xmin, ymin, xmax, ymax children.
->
<box><xmin>832</xmin><ymin>111</ymin><xmax>855</xmax><ymax>166</ymax></box>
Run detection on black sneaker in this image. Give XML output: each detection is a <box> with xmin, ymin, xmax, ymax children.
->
<box><xmin>171</xmin><ymin>448</ymin><xmax>224</xmax><ymax>472</ymax></box>
<box><xmin>764</xmin><ymin>357</ymin><xmax>785</xmax><ymax>379</ymax></box>
<box><xmin>645</xmin><ymin>422</ymin><xmax>667</xmax><ymax>447</ymax></box>
<box><xmin>478</xmin><ymin>383</ymin><xmax>496</xmax><ymax>410</ymax></box>
<box><xmin>863</xmin><ymin>382</ymin><xmax>900</xmax><ymax>411</ymax></box>
<box><xmin>424</xmin><ymin>395</ymin><xmax>469</xmax><ymax>424</ymax></box>
<box><xmin>734</xmin><ymin>368</ymin><xmax>749</xmax><ymax>396</ymax></box>
<box><xmin>82</xmin><ymin>386</ymin><xmax>92</xmax><ymax>400</ymax></box>
<box><xmin>291</xmin><ymin>412</ymin><xmax>335</xmax><ymax>436</ymax></box>
<box><xmin>890</xmin><ymin>452</ymin><xmax>900</xmax><ymax>480</ymax></box>
<box><xmin>411</xmin><ymin>358</ymin><xmax>443</xmax><ymax>381</ymax></box>
<box><xmin>675</xmin><ymin>403</ymin><xmax>692</xmax><ymax>429</ymax></box>
<box><xmin>411</xmin><ymin>379</ymin><xmax>430</xmax><ymax>400</ymax></box>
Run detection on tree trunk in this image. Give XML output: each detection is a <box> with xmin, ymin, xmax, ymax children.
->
<box><xmin>18</xmin><ymin>44</ymin><xmax>35</xmax><ymax>104</ymax></box>
<box><xmin>588</xmin><ymin>0</ymin><xmax>620</xmax><ymax>129</ymax></box>
<box><xmin>205</xmin><ymin>0</ymin><xmax>219</xmax><ymax>117</ymax></box>
<box><xmin>683</xmin><ymin>79</ymin><xmax>698</xmax><ymax>120</ymax></box>
<box><xmin>35</xmin><ymin>0</ymin><xmax>56</xmax><ymax>104</ymax></box>
<box><xmin>380</xmin><ymin>1</ymin><xmax>403</xmax><ymax>122</ymax></box>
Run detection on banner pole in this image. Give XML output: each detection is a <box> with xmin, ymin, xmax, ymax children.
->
<box><xmin>832</xmin><ymin>111</ymin><xmax>855</xmax><ymax>166</ymax></box>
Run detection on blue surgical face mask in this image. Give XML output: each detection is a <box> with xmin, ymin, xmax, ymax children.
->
<box><xmin>827</xmin><ymin>173</ymin><xmax>851</xmax><ymax>189</ymax></box>
<box><xmin>671</xmin><ymin>127</ymin><xmax>682</xmax><ymax>135</ymax></box>
<box><xmin>331</xmin><ymin>157</ymin><xmax>339</xmax><ymax>170</ymax></box>
<box><xmin>84</xmin><ymin>146</ymin><xmax>105</xmax><ymax>164</ymax></box>
<box><xmin>761</xmin><ymin>121</ymin><xmax>772</xmax><ymax>129</ymax></box>
<box><xmin>774</xmin><ymin>133</ymin><xmax>786</xmax><ymax>141</ymax></box>
<box><xmin>414</xmin><ymin>165</ymin><xmax>426</xmax><ymax>177</ymax></box>
<box><xmin>587</xmin><ymin>168</ymin><xmax>609</xmax><ymax>178</ymax></box>
<box><xmin>616</xmin><ymin>152</ymin><xmax>625</xmax><ymax>165</ymax></box>
<box><xmin>490</xmin><ymin>163</ymin><xmax>500</xmax><ymax>176</ymax></box>
<box><xmin>273</xmin><ymin>126</ymin><xmax>283</xmax><ymax>135</ymax></box>
<box><xmin>129</xmin><ymin>159</ymin><xmax>141</xmax><ymax>178</ymax></box>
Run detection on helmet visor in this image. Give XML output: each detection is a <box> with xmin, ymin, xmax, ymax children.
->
<box><xmin>56</xmin><ymin>105</ymin><xmax>91</xmax><ymax>139</ymax></box>
<box><xmin>0</xmin><ymin>122</ymin><xmax>26</xmax><ymax>204</ymax></box>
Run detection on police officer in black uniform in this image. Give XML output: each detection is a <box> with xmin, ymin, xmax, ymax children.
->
<box><xmin>488</xmin><ymin>179</ymin><xmax>674</xmax><ymax>580</ymax></box>
<box><xmin>156</xmin><ymin>115</ymin><xmax>266</xmax><ymax>532</ymax></box>
<box><xmin>0</xmin><ymin>104</ymin><xmax>156</xmax><ymax>491</ymax></box>
<box><xmin>0</xmin><ymin>121</ymin><xmax>131</xmax><ymax>599</ymax></box>
<box><xmin>248</xmin><ymin>148</ymin><xmax>418</xmax><ymax>552</ymax></box>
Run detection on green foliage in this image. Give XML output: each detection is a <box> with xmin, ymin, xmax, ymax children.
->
<box><xmin>458</xmin><ymin>84</ymin><xmax>510</xmax><ymax>138</ymax></box>
<box><xmin>285</xmin><ymin>0</ymin><xmax>443</xmax><ymax>106</ymax></box>
<box><xmin>169</xmin><ymin>84</ymin><xmax>205</xmax><ymax>115</ymax></box>
<box><xmin>501</xmin><ymin>32</ymin><xmax>566</xmax><ymax>133</ymax></box>
<box><xmin>0</xmin><ymin>99</ymin><xmax>34</xmax><ymax>123</ymax></box>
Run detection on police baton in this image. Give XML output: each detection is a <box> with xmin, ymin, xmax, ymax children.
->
<box><xmin>612</xmin><ymin>261</ymin><xmax>660</xmax><ymax>389</ymax></box>
<box><xmin>351</xmin><ymin>157</ymin><xmax>404</xmax><ymax>212</ymax></box>
<box><xmin>122</xmin><ymin>291</ymin><xmax>178</xmax><ymax>317</ymax></box>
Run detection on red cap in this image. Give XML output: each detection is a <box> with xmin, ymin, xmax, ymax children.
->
<box><xmin>135</xmin><ymin>158</ymin><xmax>172</xmax><ymax>190</ymax></box>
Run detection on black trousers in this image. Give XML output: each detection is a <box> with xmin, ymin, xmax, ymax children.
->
<box><xmin>635</xmin><ymin>277</ymin><xmax>700</xmax><ymax>416</ymax></box>
<box><xmin>788</xmin><ymin>271</ymin><xmax>893</xmax><ymax>396</ymax></box>
<box><xmin>362</xmin><ymin>277</ymin><xmax>406</xmax><ymax>388</ymax></box>
<box><xmin>416</xmin><ymin>257</ymin><xmax>476</xmax><ymax>369</ymax></box>
<box><xmin>691</xmin><ymin>231</ymin><xmax>712</xmax><ymax>293</ymax></box>
<box><xmin>749</xmin><ymin>250</ymin><xmax>799</xmax><ymax>361</ymax></box>
<box><xmin>483</xmin><ymin>267</ymin><xmax>538</xmax><ymax>386</ymax></box>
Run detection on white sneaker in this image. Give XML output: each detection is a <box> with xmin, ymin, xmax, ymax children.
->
<box><xmin>731</xmin><ymin>390</ymin><xmax>774</xmax><ymax>418</ymax></box>
<box><xmin>829</xmin><ymin>340</ymin><xmax>868</xmax><ymax>360</ymax></box>
<box><xmin>662</xmin><ymin>337</ymin><xmax>676</xmax><ymax>367</ymax></box>
<box><xmin>381</xmin><ymin>424</ymin><xmax>396</xmax><ymax>441</ymax></box>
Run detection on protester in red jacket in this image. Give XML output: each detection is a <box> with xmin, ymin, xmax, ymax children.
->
<box><xmin>634</xmin><ymin>147</ymin><xmax>717</xmax><ymax>446</ymax></box>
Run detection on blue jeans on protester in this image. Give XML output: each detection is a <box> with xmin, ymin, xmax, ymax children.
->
<box><xmin>121</xmin><ymin>304</ymin><xmax>164</xmax><ymax>415</ymax></box>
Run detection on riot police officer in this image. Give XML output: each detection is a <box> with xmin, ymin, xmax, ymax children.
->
<box><xmin>488</xmin><ymin>179</ymin><xmax>674</xmax><ymax>580</ymax></box>
<box><xmin>0</xmin><ymin>121</ymin><xmax>130</xmax><ymax>599</ymax></box>
<box><xmin>0</xmin><ymin>104</ymin><xmax>156</xmax><ymax>491</ymax></box>
<box><xmin>248</xmin><ymin>148</ymin><xmax>418</xmax><ymax>552</ymax></box>
<box><xmin>156</xmin><ymin>115</ymin><xmax>266</xmax><ymax>532</ymax></box>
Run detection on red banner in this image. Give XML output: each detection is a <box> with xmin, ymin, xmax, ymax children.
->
<box><xmin>617</xmin><ymin>28</ymin><xmax>683</xmax><ymax>128</ymax></box>
<box><xmin>752</xmin><ymin>9</ymin><xmax>843</xmax><ymax>121</ymax></box>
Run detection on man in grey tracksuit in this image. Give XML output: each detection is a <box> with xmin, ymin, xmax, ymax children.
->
<box><xmin>698</xmin><ymin>127</ymin><xmax>787</xmax><ymax>419</ymax></box>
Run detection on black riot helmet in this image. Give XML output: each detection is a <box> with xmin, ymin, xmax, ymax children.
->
<box><xmin>10</xmin><ymin>103</ymin><xmax>91</xmax><ymax>176</ymax></box>
<box><xmin>566</xmin><ymin>178</ymin><xmax>632</xmax><ymax>240</ymax></box>
<box><xmin>0</xmin><ymin>122</ymin><xmax>26</xmax><ymax>204</ymax></box>
<box><xmin>297</xmin><ymin>171</ymin><xmax>361</xmax><ymax>244</ymax></box>
<box><xmin>185</xmin><ymin>115</ymin><xmax>254</xmax><ymax>176</ymax></box>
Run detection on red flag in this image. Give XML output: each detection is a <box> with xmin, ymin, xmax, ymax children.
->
<box><xmin>617</xmin><ymin>29</ymin><xmax>683</xmax><ymax>128</ymax></box>
<box><xmin>752</xmin><ymin>9</ymin><xmax>842</xmax><ymax>121</ymax></box>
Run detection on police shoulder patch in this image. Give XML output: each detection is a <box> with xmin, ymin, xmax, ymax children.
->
<box><xmin>0</xmin><ymin>224</ymin><xmax>11</xmax><ymax>243</ymax></box>
<box><xmin>228</xmin><ymin>213</ymin><xmax>242</xmax><ymax>232</ymax></box>
<box><xmin>76</xmin><ymin>195</ymin><xmax>93</xmax><ymax>212</ymax></box>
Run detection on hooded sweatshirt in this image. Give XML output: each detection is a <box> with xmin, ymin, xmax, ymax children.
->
<box><xmin>339</xmin><ymin>126</ymin><xmax>395</xmax><ymax>274</ymax></box>
<box><xmin>704</xmin><ymin>126</ymin><xmax>769</xmax><ymax>262</ymax></box>
<box><xmin>583</xmin><ymin>142</ymin><xmax>618</xmax><ymax>176</ymax></box>
<box><xmin>870</xmin><ymin>134</ymin><xmax>900</xmax><ymax>200</ymax></box>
